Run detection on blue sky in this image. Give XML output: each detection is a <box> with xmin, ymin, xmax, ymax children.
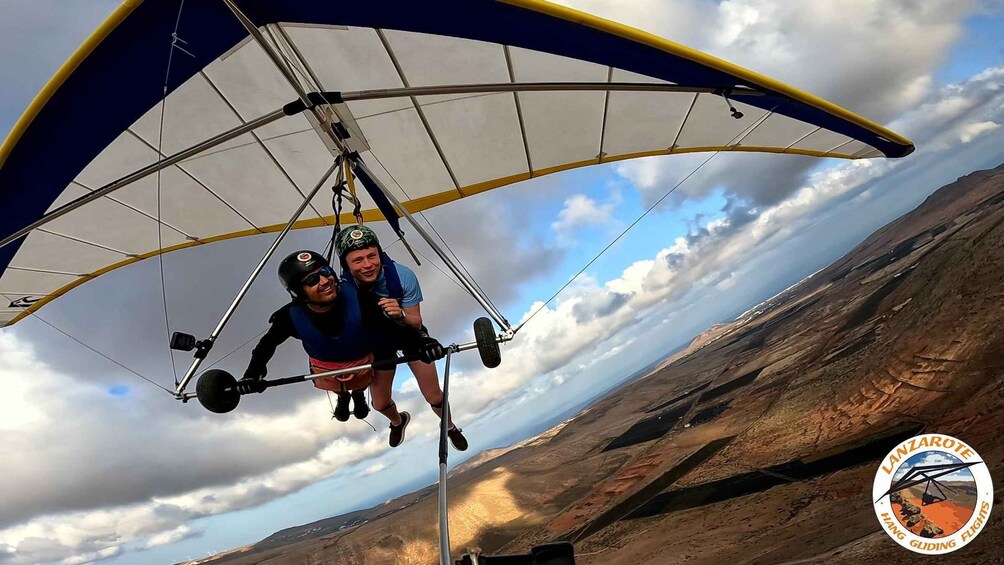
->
<box><xmin>1</xmin><ymin>1</ymin><xmax>1003</xmax><ymax>564</ymax></box>
<box><xmin>893</xmin><ymin>452</ymin><xmax>977</xmax><ymax>484</ymax></box>
<box><xmin>937</xmin><ymin>10</ymin><xmax>1004</xmax><ymax>83</ymax></box>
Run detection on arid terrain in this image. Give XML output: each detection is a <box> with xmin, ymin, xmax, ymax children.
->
<box><xmin>190</xmin><ymin>163</ymin><xmax>1004</xmax><ymax>564</ymax></box>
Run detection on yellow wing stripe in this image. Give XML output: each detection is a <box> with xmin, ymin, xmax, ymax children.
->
<box><xmin>0</xmin><ymin>1</ymin><xmax>144</xmax><ymax>170</ymax></box>
<box><xmin>6</xmin><ymin>143</ymin><xmax>858</xmax><ymax>326</ymax></box>
<box><xmin>499</xmin><ymin>0</ymin><xmax>914</xmax><ymax>149</ymax></box>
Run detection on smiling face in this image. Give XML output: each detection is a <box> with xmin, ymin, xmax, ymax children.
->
<box><xmin>300</xmin><ymin>266</ymin><xmax>338</xmax><ymax>306</ymax></box>
<box><xmin>344</xmin><ymin>246</ymin><xmax>382</xmax><ymax>285</ymax></box>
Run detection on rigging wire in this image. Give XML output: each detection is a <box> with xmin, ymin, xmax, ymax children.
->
<box><xmin>515</xmin><ymin>106</ymin><xmax>778</xmax><ymax>334</ymax></box>
<box><xmin>409</xmin><ymin>245</ymin><xmax>472</xmax><ymax>296</ymax></box>
<box><xmin>514</xmin><ymin>152</ymin><xmax>719</xmax><ymax>333</ymax></box>
<box><xmin>155</xmin><ymin>0</ymin><xmax>190</xmax><ymax>387</ymax></box>
<box><xmin>5</xmin><ymin>295</ymin><xmax>175</xmax><ymax>395</ymax></box>
<box><xmin>204</xmin><ymin>328</ymin><xmax>268</xmax><ymax>370</ymax></box>
<box><xmin>366</xmin><ymin>152</ymin><xmax>496</xmax><ymax>313</ymax></box>
<box><xmin>417</xmin><ymin>210</ymin><xmax>503</xmax><ymax>317</ymax></box>
<box><xmin>265</xmin><ymin>25</ymin><xmax>321</xmax><ymax>96</ymax></box>
<box><xmin>324</xmin><ymin>391</ymin><xmax>378</xmax><ymax>431</ymax></box>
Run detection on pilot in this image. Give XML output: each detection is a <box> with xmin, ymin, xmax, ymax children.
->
<box><xmin>240</xmin><ymin>249</ymin><xmax>445</xmax><ymax>448</ymax></box>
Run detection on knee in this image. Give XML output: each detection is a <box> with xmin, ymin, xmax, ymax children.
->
<box><xmin>373</xmin><ymin>399</ymin><xmax>396</xmax><ymax>413</ymax></box>
<box><xmin>427</xmin><ymin>394</ymin><xmax>443</xmax><ymax>409</ymax></box>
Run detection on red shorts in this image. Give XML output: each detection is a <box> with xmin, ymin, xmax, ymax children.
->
<box><xmin>309</xmin><ymin>354</ymin><xmax>374</xmax><ymax>392</ymax></box>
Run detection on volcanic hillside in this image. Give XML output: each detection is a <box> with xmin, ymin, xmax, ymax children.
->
<box><xmin>190</xmin><ymin>163</ymin><xmax>1004</xmax><ymax>565</ymax></box>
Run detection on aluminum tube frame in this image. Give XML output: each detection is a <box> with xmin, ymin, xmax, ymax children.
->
<box><xmin>223</xmin><ymin>2</ymin><xmax>512</xmax><ymax>332</ymax></box>
<box><xmin>182</xmin><ymin>361</ymin><xmax>378</xmax><ymax>401</ymax></box>
<box><xmin>351</xmin><ymin>157</ymin><xmax>511</xmax><ymax>331</ymax></box>
<box><xmin>0</xmin><ymin>108</ymin><xmax>287</xmax><ymax>251</ymax></box>
<box><xmin>223</xmin><ymin>1</ymin><xmax>312</xmax><ymax>110</ymax></box>
<box><xmin>450</xmin><ymin>333</ymin><xmax>514</xmax><ymax>354</ymax></box>
<box><xmin>179</xmin><ymin>357</ymin><xmax>385</xmax><ymax>401</ymax></box>
<box><xmin>174</xmin><ymin>158</ymin><xmax>341</xmax><ymax>396</ymax></box>
<box><xmin>222</xmin><ymin>0</ymin><xmax>350</xmax><ymax>156</ymax></box>
<box><xmin>340</xmin><ymin>82</ymin><xmax>765</xmax><ymax>102</ymax></box>
<box><xmin>438</xmin><ymin>348</ymin><xmax>454</xmax><ymax>565</ymax></box>
<box><xmin>179</xmin><ymin>335</ymin><xmax>506</xmax><ymax>401</ymax></box>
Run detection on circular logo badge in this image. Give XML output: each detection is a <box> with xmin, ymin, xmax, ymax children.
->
<box><xmin>349</xmin><ymin>229</ymin><xmax>364</xmax><ymax>240</ymax></box>
<box><xmin>873</xmin><ymin>433</ymin><xmax>993</xmax><ymax>554</ymax></box>
<box><xmin>297</xmin><ymin>252</ymin><xmax>313</xmax><ymax>262</ymax></box>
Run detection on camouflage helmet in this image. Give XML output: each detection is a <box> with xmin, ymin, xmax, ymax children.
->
<box><xmin>335</xmin><ymin>225</ymin><xmax>381</xmax><ymax>259</ymax></box>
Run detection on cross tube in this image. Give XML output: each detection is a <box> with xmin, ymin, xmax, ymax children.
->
<box><xmin>0</xmin><ymin>108</ymin><xmax>289</xmax><ymax>252</ymax></box>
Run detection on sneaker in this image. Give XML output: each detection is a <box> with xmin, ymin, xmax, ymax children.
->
<box><xmin>351</xmin><ymin>391</ymin><xmax>370</xmax><ymax>419</ymax></box>
<box><xmin>389</xmin><ymin>411</ymin><xmax>411</xmax><ymax>448</ymax></box>
<box><xmin>333</xmin><ymin>393</ymin><xmax>350</xmax><ymax>422</ymax></box>
<box><xmin>447</xmin><ymin>426</ymin><xmax>469</xmax><ymax>451</ymax></box>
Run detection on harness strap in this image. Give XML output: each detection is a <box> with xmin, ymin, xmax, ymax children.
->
<box><xmin>344</xmin><ymin>159</ymin><xmax>363</xmax><ymax>225</ymax></box>
<box><xmin>380</xmin><ymin>253</ymin><xmax>405</xmax><ymax>300</ymax></box>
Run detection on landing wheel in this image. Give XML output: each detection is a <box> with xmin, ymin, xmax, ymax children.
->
<box><xmin>196</xmin><ymin>369</ymin><xmax>241</xmax><ymax>413</ymax></box>
<box><xmin>474</xmin><ymin>317</ymin><xmax>501</xmax><ymax>368</ymax></box>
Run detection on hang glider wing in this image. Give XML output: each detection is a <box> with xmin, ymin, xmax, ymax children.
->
<box><xmin>0</xmin><ymin>0</ymin><xmax>914</xmax><ymax>326</ymax></box>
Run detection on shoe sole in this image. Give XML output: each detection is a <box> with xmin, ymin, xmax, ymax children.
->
<box><xmin>390</xmin><ymin>412</ymin><xmax>410</xmax><ymax>447</ymax></box>
<box><xmin>448</xmin><ymin>429</ymin><xmax>468</xmax><ymax>451</ymax></box>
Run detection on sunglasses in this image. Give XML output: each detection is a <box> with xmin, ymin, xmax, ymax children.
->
<box><xmin>302</xmin><ymin>266</ymin><xmax>336</xmax><ymax>288</ymax></box>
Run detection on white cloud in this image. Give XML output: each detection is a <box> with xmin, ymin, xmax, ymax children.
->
<box><xmin>359</xmin><ymin>463</ymin><xmax>387</xmax><ymax>477</ymax></box>
<box><xmin>0</xmin><ymin>332</ymin><xmax>393</xmax><ymax>564</ymax></box>
<box><xmin>888</xmin><ymin>64</ymin><xmax>1004</xmax><ymax>151</ymax></box>
<box><xmin>63</xmin><ymin>546</ymin><xmax>122</xmax><ymax>565</ymax></box>
<box><xmin>0</xmin><ymin>431</ymin><xmax>390</xmax><ymax>565</ymax></box>
<box><xmin>447</xmin><ymin>58</ymin><xmax>1004</xmax><ymax>438</ymax></box>
<box><xmin>959</xmin><ymin>121</ymin><xmax>1000</xmax><ymax>143</ymax></box>
<box><xmin>551</xmin><ymin>192</ymin><xmax>622</xmax><ymax>243</ymax></box>
<box><xmin>144</xmin><ymin>525</ymin><xmax>195</xmax><ymax>549</ymax></box>
<box><xmin>4</xmin><ymin>2</ymin><xmax>1004</xmax><ymax>563</ymax></box>
<box><xmin>582</xmin><ymin>0</ymin><xmax>982</xmax><ymax>212</ymax></box>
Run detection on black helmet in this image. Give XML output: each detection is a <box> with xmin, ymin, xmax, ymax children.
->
<box><xmin>278</xmin><ymin>250</ymin><xmax>330</xmax><ymax>300</ymax></box>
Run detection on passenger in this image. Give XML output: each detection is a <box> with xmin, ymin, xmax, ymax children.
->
<box><xmin>335</xmin><ymin>226</ymin><xmax>468</xmax><ymax>451</ymax></box>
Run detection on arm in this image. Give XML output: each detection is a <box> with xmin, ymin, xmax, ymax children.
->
<box><xmin>407</xmin><ymin>323</ymin><xmax>446</xmax><ymax>363</ymax></box>
<box><xmin>401</xmin><ymin>303</ymin><xmax>423</xmax><ymax>330</ymax></box>
<box><xmin>376</xmin><ymin>298</ymin><xmax>424</xmax><ymax>330</ymax></box>
<box><xmin>376</xmin><ymin>264</ymin><xmax>425</xmax><ymax>329</ymax></box>
<box><xmin>243</xmin><ymin>306</ymin><xmax>295</xmax><ymax>380</ymax></box>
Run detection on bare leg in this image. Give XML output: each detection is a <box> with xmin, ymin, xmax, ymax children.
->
<box><xmin>370</xmin><ymin>368</ymin><xmax>402</xmax><ymax>425</ymax></box>
<box><xmin>408</xmin><ymin>360</ymin><xmax>454</xmax><ymax>428</ymax></box>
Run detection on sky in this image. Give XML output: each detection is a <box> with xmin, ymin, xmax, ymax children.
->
<box><xmin>1</xmin><ymin>1</ymin><xmax>1003</xmax><ymax>564</ymax></box>
<box><xmin>893</xmin><ymin>452</ymin><xmax>977</xmax><ymax>484</ymax></box>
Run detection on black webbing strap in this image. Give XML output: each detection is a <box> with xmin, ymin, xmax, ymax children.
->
<box><xmin>351</xmin><ymin>155</ymin><xmax>403</xmax><ymax>236</ymax></box>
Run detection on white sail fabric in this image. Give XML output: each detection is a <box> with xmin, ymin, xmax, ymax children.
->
<box><xmin>0</xmin><ymin>19</ymin><xmax>908</xmax><ymax>326</ymax></box>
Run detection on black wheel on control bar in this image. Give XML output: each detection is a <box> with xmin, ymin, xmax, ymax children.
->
<box><xmin>474</xmin><ymin>317</ymin><xmax>501</xmax><ymax>368</ymax></box>
<box><xmin>196</xmin><ymin>369</ymin><xmax>241</xmax><ymax>413</ymax></box>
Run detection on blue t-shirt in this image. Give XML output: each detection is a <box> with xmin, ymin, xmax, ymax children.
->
<box><xmin>373</xmin><ymin>262</ymin><xmax>423</xmax><ymax>307</ymax></box>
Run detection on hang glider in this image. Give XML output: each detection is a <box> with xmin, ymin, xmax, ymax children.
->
<box><xmin>0</xmin><ymin>2</ymin><xmax>918</xmax><ymax>564</ymax></box>
<box><xmin>0</xmin><ymin>0</ymin><xmax>913</xmax><ymax>328</ymax></box>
